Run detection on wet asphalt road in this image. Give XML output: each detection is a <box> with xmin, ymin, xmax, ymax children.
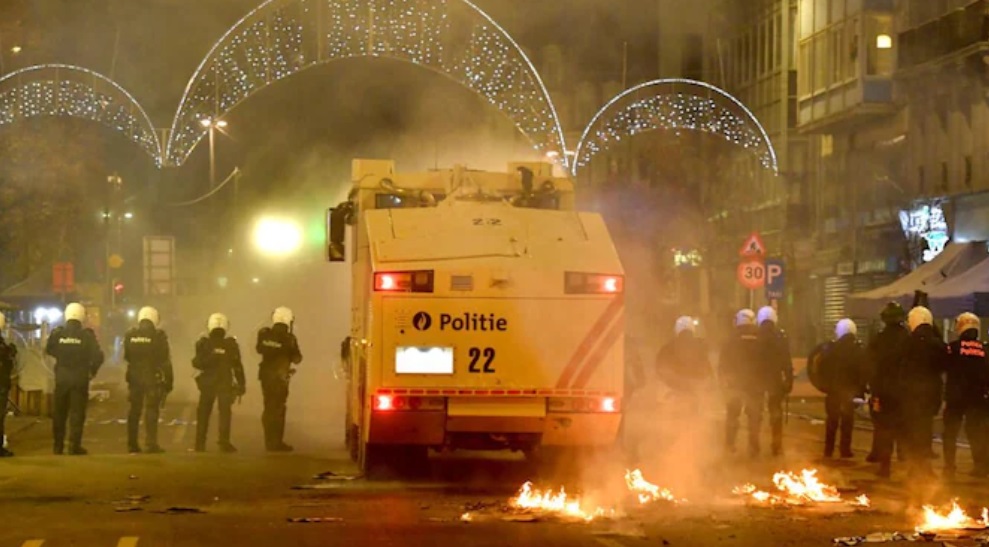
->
<box><xmin>3</xmin><ymin>397</ymin><xmax>989</xmax><ymax>547</ymax></box>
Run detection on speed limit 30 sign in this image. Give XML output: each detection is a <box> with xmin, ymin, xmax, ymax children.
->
<box><xmin>737</xmin><ymin>260</ymin><xmax>766</xmax><ymax>290</ymax></box>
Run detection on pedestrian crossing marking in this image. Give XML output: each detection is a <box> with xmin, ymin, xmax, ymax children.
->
<box><xmin>21</xmin><ymin>541</ymin><xmax>44</xmax><ymax>547</ymax></box>
<box><xmin>117</xmin><ymin>537</ymin><xmax>140</xmax><ymax>547</ymax></box>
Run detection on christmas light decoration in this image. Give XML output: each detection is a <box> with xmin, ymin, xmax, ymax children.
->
<box><xmin>0</xmin><ymin>64</ymin><xmax>163</xmax><ymax>165</ymax></box>
<box><xmin>165</xmin><ymin>0</ymin><xmax>567</xmax><ymax>167</ymax></box>
<box><xmin>573</xmin><ymin>79</ymin><xmax>778</xmax><ymax>176</ymax></box>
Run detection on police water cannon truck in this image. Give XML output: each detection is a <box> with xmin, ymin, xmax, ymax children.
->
<box><xmin>328</xmin><ymin>159</ymin><xmax>625</xmax><ymax>471</ymax></box>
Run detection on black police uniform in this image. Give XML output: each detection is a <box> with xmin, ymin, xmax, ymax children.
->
<box><xmin>758</xmin><ymin>322</ymin><xmax>794</xmax><ymax>456</ymax></box>
<box><xmin>900</xmin><ymin>323</ymin><xmax>947</xmax><ymax>475</ymax></box>
<box><xmin>944</xmin><ymin>329</ymin><xmax>989</xmax><ymax>475</ymax></box>
<box><xmin>46</xmin><ymin>321</ymin><xmax>104</xmax><ymax>455</ymax></box>
<box><xmin>0</xmin><ymin>332</ymin><xmax>17</xmax><ymax>456</ymax></box>
<box><xmin>818</xmin><ymin>334</ymin><xmax>867</xmax><ymax>458</ymax></box>
<box><xmin>193</xmin><ymin>331</ymin><xmax>245</xmax><ymax>452</ymax></box>
<box><xmin>719</xmin><ymin>324</ymin><xmax>764</xmax><ymax>455</ymax></box>
<box><xmin>124</xmin><ymin>320</ymin><xmax>173</xmax><ymax>452</ymax></box>
<box><xmin>866</xmin><ymin>322</ymin><xmax>910</xmax><ymax>475</ymax></box>
<box><xmin>256</xmin><ymin>323</ymin><xmax>302</xmax><ymax>451</ymax></box>
<box><xmin>656</xmin><ymin>330</ymin><xmax>712</xmax><ymax>413</ymax></box>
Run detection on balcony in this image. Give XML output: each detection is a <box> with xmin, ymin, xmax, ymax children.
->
<box><xmin>898</xmin><ymin>1</ymin><xmax>989</xmax><ymax>72</ymax></box>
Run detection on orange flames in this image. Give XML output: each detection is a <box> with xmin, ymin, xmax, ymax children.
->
<box><xmin>625</xmin><ymin>469</ymin><xmax>685</xmax><ymax>505</ymax></box>
<box><xmin>509</xmin><ymin>482</ymin><xmax>605</xmax><ymax>521</ymax></box>
<box><xmin>916</xmin><ymin>500</ymin><xmax>989</xmax><ymax>533</ymax></box>
<box><xmin>733</xmin><ymin>469</ymin><xmax>868</xmax><ymax>508</ymax></box>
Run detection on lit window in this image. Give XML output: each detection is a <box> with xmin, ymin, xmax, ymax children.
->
<box><xmin>876</xmin><ymin>34</ymin><xmax>892</xmax><ymax>49</ymax></box>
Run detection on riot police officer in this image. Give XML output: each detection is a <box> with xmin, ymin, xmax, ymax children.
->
<box><xmin>656</xmin><ymin>315</ymin><xmax>712</xmax><ymax>411</ymax></box>
<box><xmin>900</xmin><ymin>306</ymin><xmax>947</xmax><ymax>477</ymax></box>
<box><xmin>124</xmin><ymin>306</ymin><xmax>173</xmax><ymax>454</ymax></box>
<box><xmin>46</xmin><ymin>303</ymin><xmax>104</xmax><ymax>455</ymax></box>
<box><xmin>818</xmin><ymin>319</ymin><xmax>867</xmax><ymax>459</ymax></box>
<box><xmin>943</xmin><ymin>312</ymin><xmax>989</xmax><ymax>478</ymax></box>
<box><xmin>193</xmin><ymin>313</ymin><xmax>245</xmax><ymax>453</ymax></box>
<box><xmin>0</xmin><ymin>313</ymin><xmax>17</xmax><ymax>457</ymax></box>
<box><xmin>756</xmin><ymin>306</ymin><xmax>794</xmax><ymax>457</ymax></box>
<box><xmin>867</xmin><ymin>302</ymin><xmax>910</xmax><ymax>477</ymax></box>
<box><xmin>256</xmin><ymin>307</ymin><xmax>302</xmax><ymax>452</ymax></box>
<box><xmin>720</xmin><ymin>309</ymin><xmax>763</xmax><ymax>457</ymax></box>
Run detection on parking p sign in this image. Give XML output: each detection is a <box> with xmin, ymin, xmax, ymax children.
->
<box><xmin>765</xmin><ymin>258</ymin><xmax>785</xmax><ymax>300</ymax></box>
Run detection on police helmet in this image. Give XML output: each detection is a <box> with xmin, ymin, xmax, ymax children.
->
<box><xmin>207</xmin><ymin>313</ymin><xmax>230</xmax><ymax>334</ymax></box>
<box><xmin>907</xmin><ymin>306</ymin><xmax>934</xmax><ymax>333</ymax></box>
<box><xmin>674</xmin><ymin>316</ymin><xmax>695</xmax><ymax>335</ymax></box>
<box><xmin>272</xmin><ymin>307</ymin><xmax>294</xmax><ymax>327</ymax></box>
<box><xmin>735</xmin><ymin>309</ymin><xmax>756</xmax><ymax>327</ymax></box>
<box><xmin>138</xmin><ymin>306</ymin><xmax>160</xmax><ymax>328</ymax></box>
<box><xmin>880</xmin><ymin>301</ymin><xmax>906</xmax><ymax>324</ymax></box>
<box><xmin>835</xmin><ymin>318</ymin><xmax>857</xmax><ymax>339</ymax></box>
<box><xmin>956</xmin><ymin>312</ymin><xmax>981</xmax><ymax>335</ymax></box>
<box><xmin>757</xmin><ymin>306</ymin><xmax>778</xmax><ymax>326</ymax></box>
<box><xmin>65</xmin><ymin>302</ymin><xmax>86</xmax><ymax>323</ymax></box>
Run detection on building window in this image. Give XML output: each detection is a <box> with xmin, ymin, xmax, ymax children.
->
<box><xmin>866</xmin><ymin>14</ymin><xmax>894</xmax><ymax>76</ymax></box>
<box><xmin>798</xmin><ymin>41</ymin><xmax>811</xmax><ymax>96</ymax></box>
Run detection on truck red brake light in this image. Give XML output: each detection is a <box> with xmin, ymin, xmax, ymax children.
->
<box><xmin>564</xmin><ymin>272</ymin><xmax>624</xmax><ymax>294</ymax></box>
<box><xmin>374</xmin><ymin>270</ymin><xmax>434</xmax><ymax>293</ymax></box>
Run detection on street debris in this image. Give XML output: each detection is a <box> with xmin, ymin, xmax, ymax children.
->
<box><xmin>157</xmin><ymin>507</ymin><xmax>206</xmax><ymax>514</ymax></box>
<box><xmin>166</xmin><ymin>419</ymin><xmax>194</xmax><ymax>426</ymax></box>
<box><xmin>114</xmin><ymin>506</ymin><xmax>143</xmax><ymax>513</ymax></box>
<box><xmin>832</xmin><ymin>532</ymin><xmax>916</xmax><ymax>545</ymax></box>
<box><xmin>312</xmin><ymin>471</ymin><xmax>362</xmax><ymax>481</ymax></box>
<box><xmin>292</xmin><ymin>483</ymin><xmax>344</xmax><ymax>490</ymax></box>
<box><xmin>733</xmin><ymin>469</ymin><xmax>870</xmax><ymax>508</ymax></box>
<box><xmin>287</xmin><ymin>517</ymin><xmax>343</xmax><ymax>524</ymax></box>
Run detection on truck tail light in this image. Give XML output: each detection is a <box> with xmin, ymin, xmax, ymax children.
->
<box><xmin>375</xmin><ymin>394</ymin><xmax>394</xmax><ymax>411</ymax></box>
<box><xmin>548</xmin><ymin>397</ymin><xmax>621</xmax><ymax>413</ymax></box>
<box><xmin>373</xmin><ymin>392</ymin><xmax>444</xmax><ymax>412</ymax></box>
<box><xmin>564</xmin><ymin>272</ymin><xmax>624</xmax><ymax>294</ymax></box>
<box><xmin>374</xmin><ymin>270</ymin><xmax>434</xmax><ymax>293</ymax></box>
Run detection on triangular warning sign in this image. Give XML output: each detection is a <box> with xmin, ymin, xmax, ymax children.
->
<box><xmin>739</xmin><ymin>233</ymin><xmax>766</xmax><ymax>257</ymax></box>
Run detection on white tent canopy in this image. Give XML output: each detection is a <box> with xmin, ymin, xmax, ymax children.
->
<box><xmin>926</xmin><ymin>255</ymin><xmax>989</xmax><ymax>318</ymax></box>
<box><xmin>845</xmin><ymin>242</ymin><xmax>988</xmax><ymax>318</ymax></box>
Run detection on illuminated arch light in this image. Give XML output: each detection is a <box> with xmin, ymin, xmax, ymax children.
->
<box><xmin>0</xmin><ymin>64</ymin><xmax>163</xmax><ymax>165</ymax></box>
<box><xmin>573</xmin><ymin>79</ymin><xmax>778</xmax><ymax>176</ymax></box>
<box><xmin>165</xmin><ymin>0</ymin><xmax>567</xmax><ymax>167</ymax></box>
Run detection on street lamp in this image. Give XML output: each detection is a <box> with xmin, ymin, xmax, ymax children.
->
<box><xmin>200</xmin><ymin>117</ymin><xmax>228</xmax><ymax>188</ymax></box>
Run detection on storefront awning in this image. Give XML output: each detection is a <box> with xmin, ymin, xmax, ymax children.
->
<box><xmin>845</xmin><ymin>242</ymin><xmax>988</xmax><ymax>318</ymax></box>
<box><xmin>925</xmin><ymin>255</ymin><xmax>989</xmax><ymax>317</ymax></box>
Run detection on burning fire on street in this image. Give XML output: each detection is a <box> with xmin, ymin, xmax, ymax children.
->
<box><xmin>732</xmin><ymin>469</ymin><xmax>869</xmax><ymax>508</ymax></box>
<box><xmin>916</xmin><ymin>500</ymin><xmax>989</xmax><ymax>533</ymax></box>
<box><xmin>460</xmin><ymin>469</ymin><xmax>682</xmax><ymax>523</ymax></box>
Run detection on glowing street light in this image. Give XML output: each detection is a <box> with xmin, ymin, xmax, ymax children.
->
<box><xmin>253</xmin><ymin>217</ymin><xmax>303</xmax><ymax>257</ymax></box>
<box><xmin>199</xmin><ymin>118</ymin><xmax>229</xmax><ymax>188</ymax></box>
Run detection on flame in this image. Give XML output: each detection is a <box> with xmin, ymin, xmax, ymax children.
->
<box><xmin>460</xmin><ymin>512</ymin><xmax>473</xmax><ymax>522</ymax></box>
<box><xmin>917</xmin><ymin>500</ymin><xmax>989</xmax><ymax>532</ymax></box>
<box><xmin>733</xmin><ymin>469</ymin><xmax>863</xmax><ymax>508</ymax></box>
<box><xmin>624</xmin><ymin>469</ymin><xmax>685</xmax><ymax>504</ymax></box>
<box><xmin>772</xmin><ymin>469</ymin><xmax>842</xmax><ymax>503</ymax></box>
<box><xmin>509</xmin><ymin>482</ymin><xmax>601</xmax><ymax>521</ymax></box>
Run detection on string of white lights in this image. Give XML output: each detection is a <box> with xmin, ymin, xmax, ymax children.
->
<box><xmin>572</xmin><ymin>79</ymin><xmax>778</xmax><ymax>176</ymax></box>
<box><xmin>0</xmin><ymin>64</ymin><xmax>163</xmax><ymax>165</ymax></box>
<box><xmin>165</xmin><ymin>0</ymin><xmax>567</xmax><ymax>167</ymax></box>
